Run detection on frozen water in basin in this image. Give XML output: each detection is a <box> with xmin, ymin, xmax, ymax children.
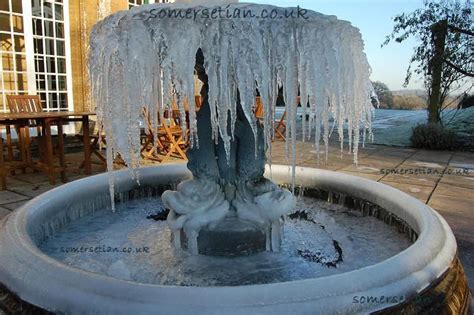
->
<box><xmin>39</xmin><ymin>196</ymin><xmax>411</xmax><ymax>286</ymax></box>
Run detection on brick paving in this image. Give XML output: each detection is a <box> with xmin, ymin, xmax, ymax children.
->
<box><xmin>0</xmin><ymin>142</ymin><xmax>473</xmax><ymax>291</ymax></box>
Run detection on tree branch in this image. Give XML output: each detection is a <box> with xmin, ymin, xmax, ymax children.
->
<box><xmin>443</xmin><ymin>58</ymin><xmax>474</xmax><ymax>77</ymax></box>
<box><xmin>447</xmin><ymin>24</ymin><xmax>474</xmax><ymax>36</ymax></box>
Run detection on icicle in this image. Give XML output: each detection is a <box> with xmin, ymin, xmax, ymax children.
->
<box><xmin>97</xmin><ymin>0</ymin><xmax>111</xmax><ymax>20</ymax></box>
<box><xmin>328</xmin><ymin>192</ymin><xmax>334</xmax><ymax>204</ymax></box>
<box><xmin>338</xmin><ymin>194</ymin><xmax>346</xmax><ymax>206</ymax></box>
<box><xmin>265</xmin><ymin>225</ymin><xmax>271</xmax><ymax>251</ymax></box>
<box><xmin>270</xmin><ymin>220</ymin><xmax>282</xmax><ymax>252</ymax></box>
<box><xmin>186</xmin><ymin>230</ymin><xmax>199</xmax><ymax>255</ymax></box>
<box><xmin>89</xmin><ymin>3</ymin><xmax>375</xmax><ymax>202</ymax></box>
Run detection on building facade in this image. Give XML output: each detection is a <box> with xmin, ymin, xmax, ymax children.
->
<box><xmin>0</xmin><ymin>0</ymin><xmax>172</xmax><ymax>113</ymax></box>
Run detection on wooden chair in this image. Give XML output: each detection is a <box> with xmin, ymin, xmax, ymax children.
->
<box><xmin>6</xmin><ymin>95</ymin><xmax>66</xmax><ymax>184</ymax></box>
<box><xmin>0</xmin><ymin>125</ymin><xmax>15</xmax><ymax>169</ymax></box>
<box><xmin>255</xmin><ymin>97</ymin><xmax>265</xmax><ymax>121</ymax></box>
<box><xmin>194</xmin><ymin>95</ymin><xmax>202</xmax><ymax>109</ymax></box>
<box><xmin>141</xmin><ymin>106</ymin><xmax>189</xmax><ymax>163</ymax></box>
<box><xmin>75</xmin><ymin>120</ymin><xmax>107</xmax><ymax>170</ymax></box>
<box><xmin>160</xmin><ymin>109</ymin><xmax>188</xmax><ymax>162</ymax></box>
<box><xmin>1</xmin><ymin>136</ymin><xmax>7</xmax><ymax>190</ymax></box>
<box><xmin>255</xmin><ymin>96</ymin><xmax>287</xmax><ymax>141</ymax></box>
<box><xmin>141</xmin><ymin>107</ymin><xmax>167</xmax><ymax>162</ymax></box>
<box><xmin>274</xmin><ymin>111</ymin><xmax>287</xmax><ymax>140</ymax></box>
<box><xmin>6</xmin><ymin>95</ymin><xmax>43</xmax><ymax>166</ymax></box>
<box><xmin>0</xmin><ymin>135</ymin><xmax>26</xmax><ymax>190</ymax></box>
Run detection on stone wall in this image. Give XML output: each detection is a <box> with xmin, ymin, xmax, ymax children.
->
<box><xmin>68</xmin><ymin>0</ymin><xmax>128</xmax><ymax>112</ymax></box>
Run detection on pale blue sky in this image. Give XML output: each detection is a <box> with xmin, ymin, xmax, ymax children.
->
<box><xmin>251</xmin><ymin>0</ymin><xmax>426</xmax><ymax>90</ymax></box>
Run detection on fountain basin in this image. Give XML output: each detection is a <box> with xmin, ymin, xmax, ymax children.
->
<box><xmin>0</xmin><ymin>164</ymin><xmax>470</xmax><ymax>314</ymax></box>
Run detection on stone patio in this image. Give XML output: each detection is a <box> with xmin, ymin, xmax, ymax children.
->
<box><xmin>0</xmin><ymin>141</ymin><xmax>473</xmax><ymax>292</ymax></box>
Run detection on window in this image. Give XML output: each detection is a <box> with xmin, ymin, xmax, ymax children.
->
<box><xmin>31</xmin><ymin>0</ymin><xmax>70</xmax><ymax>111</ymax></box>
<box><xmin>0</xmin><ymin>0</ymin><xmax>72</xmax><ymax>113</ymax></box>
<box><xmin>128</xmin><ymin>0</ymin><xmax>172</xmax><ymax>10</ymax></box>
<box><xmin>0</xmin><ymin>0</ymin><xmax>28</xmax><ymax>112</ymax></box>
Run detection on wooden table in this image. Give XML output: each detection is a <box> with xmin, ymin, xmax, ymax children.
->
<box><xmin>0</xmin><ymin>111</ymin><xmax>96</xmax><ymax>187</ymax></box>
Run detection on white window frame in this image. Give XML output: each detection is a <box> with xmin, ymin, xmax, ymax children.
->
<box><xmin>63</xmin><ymin>0</ymin><xmax>73</xmax><ymax>111</ymax></box>
<box><xmin>129</xmin><ymin>0</ymin><xmax>172</xmax><ymax>9</ymax></box>
<box><xmin>0</xmin><ymin>0</ymin><xmax>74</xmax><ymax>112</ymax></box>
<box><xmin>0</xmin><ymin>0</ymin><xmax>31</xmax><ymax>111</ymax></box>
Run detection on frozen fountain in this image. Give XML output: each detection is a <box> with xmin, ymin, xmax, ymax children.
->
<box><xmin>0</xmin><ymin>2</ymin><xmax>471</xmax><ymax>314</ymax></box>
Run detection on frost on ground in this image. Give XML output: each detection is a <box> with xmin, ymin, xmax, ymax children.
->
<box><xmin>89</xmin><ymin>3</ymin><xmax>374</xmax><ymax>187</ymax></box>
<box><xmin>39</xmin><ymin>196</ymin><xmax>411</xmax><ymax>286</ymax></box>
<box><xmin>369</xmin><ymin>107</ymin><xmax>474</xmax><ymax>147</ymax></box>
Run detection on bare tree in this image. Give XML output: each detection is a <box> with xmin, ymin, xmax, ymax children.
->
<box><xmin>383</xmin><ymin>0</ymin><xmax>473</xmax><ymax>124</ymax></box>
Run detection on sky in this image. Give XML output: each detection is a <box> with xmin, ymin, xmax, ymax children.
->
<box><xmin>251</xmin><ymin>0</ymin><xmax>426</xmax><ymax>91</ymax></box>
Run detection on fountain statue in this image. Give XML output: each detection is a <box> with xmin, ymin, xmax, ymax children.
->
<box><xmin>0</xmin><ymin>2</ymin><xmax>470</xmax><ymax>314</ymax></box>
<box><xmin>162</xmin><ymin>49</ymin><xmax>296</xmax><ymax>255</ymax></box>
<box><xmin>88</xmin><ymin>2</ymin><xmax>373</xmax><ymax>255</ymax></box>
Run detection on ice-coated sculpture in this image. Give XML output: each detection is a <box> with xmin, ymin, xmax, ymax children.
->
<box><xmin>162</xmin><ymin>50</ymin><xmax>296</xmax><ymax>254</ymax></box>
<box><xmin>89</xmin><ymin>3</ymin><xmax>374</xmax><ymax>254</ymax></box>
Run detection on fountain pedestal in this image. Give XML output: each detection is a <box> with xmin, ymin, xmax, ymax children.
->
<box><xmin>179</xmin><ymin>217</ymin><xmax>267</xmax><ymax>256</ymax></box>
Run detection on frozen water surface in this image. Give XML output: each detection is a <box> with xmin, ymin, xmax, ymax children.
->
<box><xmin>39</xmin><ymin>196</ymin><xmax>411</xmax><ymax>286</ymax></box>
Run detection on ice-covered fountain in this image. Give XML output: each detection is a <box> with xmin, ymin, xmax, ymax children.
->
<box><xmin>0</xmin><ymin>2</ymin><xmax>471</xmax><ymax>314</ymax></box>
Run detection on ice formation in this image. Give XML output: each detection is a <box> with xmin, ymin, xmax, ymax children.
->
<box><xmin>89</xmin><ymin>2</ymin><xmax>374</xmax><ymax>173</ymax></box>
<box><xmin>89</xmin><ymin>3</ymin><xmax>374</xmax><ymax>251</ymax></box>
<box><xmin>162</xmin><ymin>179</ymin><xmax>230</xmax><ymax>254</ymax></box>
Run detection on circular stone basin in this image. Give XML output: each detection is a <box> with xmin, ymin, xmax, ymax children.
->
<box><xmin>0</xmin><ymin>164</ymin><xmax>469</xmax><ymax>314</ymax></box>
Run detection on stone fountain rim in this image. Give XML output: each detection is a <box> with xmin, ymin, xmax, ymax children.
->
<box><xmin>0</xmin><ymin>164</ymin><xmax>457</xmax><ymax>314</ymax></box>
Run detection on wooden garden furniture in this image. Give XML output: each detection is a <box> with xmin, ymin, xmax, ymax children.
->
<box><xmin>255</xmin><ymin>96</ymin><xmax>288</xmax><ymax>141</ymax></box>
<box><xmin>0</xmin><ymin>111</ymin><xmax>95</xmax><ymax>189</ymax></box>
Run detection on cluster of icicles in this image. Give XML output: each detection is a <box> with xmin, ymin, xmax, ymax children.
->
<box><xmin>89</xmin><ymin>3</ymin><xmax>375</xmax><ymax>203</ymax></box>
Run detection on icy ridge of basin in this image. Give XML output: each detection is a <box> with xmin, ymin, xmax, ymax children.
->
<box><xmin>0</xmin><ymin>164</ymin><xmax>456</xmax><ymax>314</ymax></box>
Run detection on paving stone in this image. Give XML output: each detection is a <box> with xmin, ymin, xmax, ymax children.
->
<box><xmin>0</xmin><ymin>191</ymin><xmax>29</xmax><ymax>205</ymax></box>
<box><xmin>402</xmin><ymin>160</ymin><xmax>446</xmax><ymax>169</ymax></box>
<box><xmin>433</xmin><ymin>183</ymin><xmax>474</xmax><ymax>199</ymax></box>
<box><xmin>11</xmin><ymin>171</ymin><xmax>53</xmax><ymax>185</ymax></box>
<box><xmin>450</xmin><ymin>151</ymin><xmax>474</xmax><ymax>166</ymax></box>
<box><xmin>356</xmin><ymin>146</ymin><xmax>380</xmax><ymax>157</ymax></box>
<box><xmin>379</xmin><ymin>180</ymin><xmax>433</xmax><ymax>203</ymax></box>
<box><xmin>409</xmin><ymin>150</ymin><xmax>453</xmax><ymax>164</ymax></box>
<box><xmin>0</xmin><ymin>206</ymin><xmax>11</xmax><ymax>220</ymax></box>
<box><xmin>361</xmin><ymin>155</ymin><xmax>404</xmax><ymax>164</ymax></box>
<box><xmin>372</xmin><ymin>148</ymin><xmax>416</xmax><ymax>159</ymax></box>
<box><xmin>3</xmin><ymin>176</ymin><xmax>31</xmax><ymax>188</ymax></box>
<box><xmin>439</xmin><ymin>174</ymin><xmax>474</xmax><ymax>190</ymax></box>
<box><xmin>340</xmin><ymin>161</ymin><xmax>398</xmax><ymax>175</ymax></box>
<box><xmin>2</xmin><ymin>200</ymin><xmax>29</xmax><ymax>211</ymax></box>
<box><xmin>428</xmin><ymin>194</ymin><xmax>473</xmax><ymax>218</ymax></box>
<box><xmin>379</xmin><ymin>173</ymin><xmax>438</xmax><ymax>188</ymax></box>
<box><xmin>8</xmin><ymin>182</ymin><xmax>56</xmax><ymax>198</ymax></box>
<box><xmin>436</xmin><ymin>211</ymin><xmax>473</xmax><ymax>237</ymax></box>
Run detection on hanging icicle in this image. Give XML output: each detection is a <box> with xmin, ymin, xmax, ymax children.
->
<box><xmin>89</xmin><ymin>3</ymin><xmax>375</xmax><ymax>203</ymax></box>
